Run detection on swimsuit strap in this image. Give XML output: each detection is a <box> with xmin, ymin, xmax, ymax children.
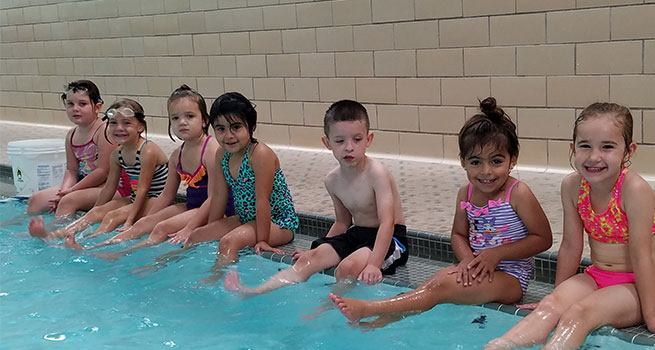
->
<box><xmin>505</xmin><ymin>179</ymin><xmax>521</xmax><ymax>202</ymax></box>
<box><xmin>242</xmin><ymin>142</ymin><xmax>253</xmax><ymax>164</ymax></box>
<box><xmin>467</xmin><ymin>183</ymin><xmax>473</xmax><ymax>201</ymax></box>
<box><xmin>177</xmin><ymin>141</ymin><xmax>186</xmax><ymax>168</ymax></box>
<box><xmin>613</xmin><ymin>167</ymin><xmax>629</xmax><ymax>204</ymax></box>
<box><xmin>70</xmin><ymin>123</ymin><xmax>101</xmax><ymax>147</ymax></box>
<box><xmin>138</xmin><ymin>139</ymin><xmax>149</xmax><ymax>152</ymax></box>
<box><xmin>118</xmin><ymin>145</ymin><xmax>125</xmax><ymax>165</ymax></box>
<box><xmin>199</xmin><ymin>135</ymin><xmax>212</xmax><ymax>160</ymax></box>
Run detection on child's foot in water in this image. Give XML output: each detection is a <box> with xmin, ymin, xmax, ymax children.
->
<box><xmin>64</xmin><ymin>231</ymin><xmax>83</xmax><ymax>249</ymax></box>
<box><xmin>223</xmin><ymin>269</ymin><xmax>257</xmax><ymax>297</ymax></box>
<box><xmin>329</xmin><ymin>293</ymin><xmax>366</xmax><ymax>322</ymax></box>
<box><xmin>28</xmin><ymin>216</ymin><xmax>54</xmax><ymax>240</ymax></box>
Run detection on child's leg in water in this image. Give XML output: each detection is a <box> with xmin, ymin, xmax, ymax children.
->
<box><xmin>130</xmin><ymin>216</ymin><xmax>243</xmax><ymax>275</ymax></box>
<box><xmin>130</xmin><ymin>246</ymin><xmax>194</xmax><ymax>276</ymax></box>
<box><xmin>204</xmin><ymin>221</ymin><xmax>293</xmax><ymax>285</ymax></box>
<box><xmin>26</xmin><ymin>186</ymin><xmax>59</xmax><ymax>214</ymax></box>
<box><xmin>485</xmin><ymin>274</ymin><xmax>642</xmax><ymax>350</ymax></box>
<box><xmin>91</xmin><ymin>207</ymin><xmax>198</xmax><ymax>260</ymax></box>
<box><xmin>223</xmin><ymin>242</ymin><xmax>340</xmax><ymax>296</ymax></box>
<box><xmin>330</xmin><ymin>265</ymin><xmax>522</xmax><ymax>326</ymax></box>
<box><xmin>302</xmin><ymin>247</ymin><xmax>373</xmax><ymax>321</ymax></box>
<box><xmin>28</xmin><ymin>199</ymin><xmax>128</xmax><ymax>240</ymax></box>
<box><xmin>54</xmin><ymin>187</ymin><xmax>111</xmax><ymax>217</ymax></box>
<box><xmin>79</xmin><ymin>204</ymin><xmax>186</xmax><ymax>250</ymax></box>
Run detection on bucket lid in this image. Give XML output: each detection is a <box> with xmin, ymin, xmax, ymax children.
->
<box><xmin>7</xmin><ymin>139</ymin><xmax>66</xmax><ymax>153</ymax></box>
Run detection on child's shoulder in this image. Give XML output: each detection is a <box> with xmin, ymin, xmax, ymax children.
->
<box><xmin>249</xmin><ymin>142</ymin><xmax>279</xmax><ymax>165</ymax></box>
<box><xmin>560</xmin><ymin>172</ymin><xmax>583</xmax><ymax>203</ymax></box>
<box><xmin>622</xmin><ymin>169</ymin><xmax>653</xmax><ymax>197</ymax></box>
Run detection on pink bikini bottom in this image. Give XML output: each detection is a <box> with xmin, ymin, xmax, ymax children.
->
<box><xmin>584</xmin><ymin>265</ymin><xmax>635</xmax><ymax>289</ymax></box>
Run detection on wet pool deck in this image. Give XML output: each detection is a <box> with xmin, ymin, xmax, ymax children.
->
<box><xmin>1</xmin><ymin>120</ymin><xmax>653</xmax><ymax>346</ymax></box>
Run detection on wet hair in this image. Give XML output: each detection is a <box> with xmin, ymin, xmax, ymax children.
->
<box><xmin>103</xmin><ymin>98</ymin><xmax>147</xmax><ymax>143</ymax></box>
<box><xmin>166</xmin><ymin>84</ymin><xmax>210</xmax><ymax>141</ymax></box>
<box><xmin>323</xmin><ymin>99</ymin><xmax>370</xmax><ymax>137</ymax></box>
<box><xmin>209</xmin><ymin>92</ymin><xmax>257</xmax><ymax>143</ymax></box>
<box><xmin>573</xmin><ymin>102</ymin><xmax>633</xmax><ymax>156</ymax></box>
<box><xmin>61</xmin><ymin>80</ymin><xmax>103</xmax><ymax>105</ymax></box>
<box><xmin>458</xmin><ymin>97</ymin><xmax>519</xmax><ymax>160</ymax></box>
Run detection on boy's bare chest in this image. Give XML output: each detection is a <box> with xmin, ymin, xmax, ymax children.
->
<box><xmin>333</xmin><ymin>177</ymin><xmax>377</xmax><ymax>213</ymax></box>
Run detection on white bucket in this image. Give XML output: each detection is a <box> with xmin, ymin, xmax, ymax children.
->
<box><xmin>6</xmin><ymin>139</ymin><xmax>67</xmax><ymax>196</ymax></box>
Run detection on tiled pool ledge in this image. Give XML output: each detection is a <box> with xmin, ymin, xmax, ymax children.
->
<box><xmin>260</xmin><ymin>211</ymin><xmax>655</xmax><ymax>347</ymax></box>
<box><xmin>1</xmin><ymin>166</ymin><xmax>652</xmax><ymax>346</ymax></box>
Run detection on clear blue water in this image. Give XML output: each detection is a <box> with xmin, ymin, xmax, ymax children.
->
<box><xmin>0</xmin><ymin>199</ymin><xmax>650</xmax><ymax>350</ymax></box>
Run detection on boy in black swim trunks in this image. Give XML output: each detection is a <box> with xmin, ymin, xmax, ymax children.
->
<box><xmin>223</xmin><ymin>99</ymin><xmax>408</xmax><ymax>295</ymax></box>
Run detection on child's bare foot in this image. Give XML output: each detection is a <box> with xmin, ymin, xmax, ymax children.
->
<box><xmin>28</xmin><ymin>216</ymin><xmax>54</xmax><ymax>240</ymax></box>
<box><xmin>484</xmin><ymin>337</ymin><xmax>519</xmax><ymax>350</ymax></box>
<box><xmin>223</xmin><ymin>269</ymin><xmax>257</xmax><ymax>297</ymax></box>
<box><xmin>64</xmin><ymin>231</ymin><xmax>83</xmax><ymax>249</ymax></box>
<box><xmin>328</xmin><ymin>293</ymin><xmax>366</xmax><ymax>323</ymax></box>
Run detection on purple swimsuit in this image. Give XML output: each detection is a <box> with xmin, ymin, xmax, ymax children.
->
<box><xmin>460</xmin><ymin>180</ymin><xmax>533</xmax><ymax>295</ymax></box>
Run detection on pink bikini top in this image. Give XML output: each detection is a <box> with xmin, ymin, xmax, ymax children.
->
<box><xmin>577</xmin><ymin>168</ymin><xmax>655</xmax><ymax>244</ymax></box>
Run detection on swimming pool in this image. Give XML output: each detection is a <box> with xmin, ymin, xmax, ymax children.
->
<box><xmin>0</xmin><ymin>200</ymin><xmax>651</xmax><ymax>350</ymax></box>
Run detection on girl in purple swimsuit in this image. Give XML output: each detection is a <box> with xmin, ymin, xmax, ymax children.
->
<box><xmin>71</xmin><ymin>85</ymin><xmax>233</xmax><ymax>259</ymax></box>
<box><xmin>329</xmin><ymin>97</ymin><xmax>552</xmax><ymax>328</ymax></box>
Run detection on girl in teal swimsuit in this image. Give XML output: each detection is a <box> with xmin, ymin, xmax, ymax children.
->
<box><xmin>185</xmin><ymin>92</ymin><xmax>299</xmax><ymax>282</ymax></box>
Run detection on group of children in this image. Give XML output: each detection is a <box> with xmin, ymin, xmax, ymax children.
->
<box><xmin>17</xmin><ymin>79</ymin><xmax>655</xmax><ymax>349</ymax></box>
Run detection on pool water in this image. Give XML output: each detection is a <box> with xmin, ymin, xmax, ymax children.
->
<box><xmin>0</xmin><ymin>199</ymin><xmax>650</xmax><ymax>350</ymax></box>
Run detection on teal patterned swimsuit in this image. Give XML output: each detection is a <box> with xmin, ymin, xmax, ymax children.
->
<box><xmin>221</xmin><ymin>143</ymin><xmax>299</xmax><ymax>233</ymax></box>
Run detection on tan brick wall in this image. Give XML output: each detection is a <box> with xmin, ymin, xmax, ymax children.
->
<box><xmin>0</xmin><ymin>0</ymin><xmax>653</xmax><ymax>175</ymax></box>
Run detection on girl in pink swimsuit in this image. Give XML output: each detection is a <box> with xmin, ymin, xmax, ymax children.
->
<box><xmin>487</xmin><ymin>103</ymin><xmax>655</xmax><ymax>349</ymax></box>
<box><xmin>26</xmin><ymin>80</ymin><xmax>122</xmax><ymax>218</ymax></box>
<box><xmin>75</xmin><ymin>85</ymin><xmax>232</xmax><ymax>263</ymax></box>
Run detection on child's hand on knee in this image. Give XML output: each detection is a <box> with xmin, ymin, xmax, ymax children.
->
<box><xmin>358</xmin><ymin>264</ymin><xmax>382</xmax><ymax>285</ymax></box>
<box><xmin>254</xmin><ymin>241</ymin><xmax>284</xmax><ymax>255</ymax></box>
<box><xmin>169</xmin><ymin>227</ymin><xmax>192</xmax><ymax>245</ymax></box>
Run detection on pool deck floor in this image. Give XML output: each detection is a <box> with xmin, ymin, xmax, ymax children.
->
<box><xmin>1</xmin><ymin>120</ymin><xmax>654</xmax><ymax>346</ymax></box>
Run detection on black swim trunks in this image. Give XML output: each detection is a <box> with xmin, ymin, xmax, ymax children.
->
<box><xmin>310</xmin><ymin>224</ymin><xmax>409</xmax><ymax>275</ymax></box>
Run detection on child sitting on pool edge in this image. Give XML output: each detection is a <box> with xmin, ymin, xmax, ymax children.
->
<box><xmin>224</xmin><ymin>99</ymin><xmax>408</xmax><ymax>295</ymax></box>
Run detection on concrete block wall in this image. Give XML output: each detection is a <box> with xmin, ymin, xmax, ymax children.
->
<box><xmin>0</xmin><ymin>0</ymin><xmax>654</xmax><ymax>175</ymax></box>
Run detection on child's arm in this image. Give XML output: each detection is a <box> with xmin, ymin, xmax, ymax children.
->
<box><xmin>59</xmin><ymin>128</ymin><xmax>80</xmax><ymax>191</ymax></box>
<box><xmin>207</xmin><ymin>147</ymin><xmax>229</xmax><ymax>223</ymax></box>
<box><xmin>359</xmin><ymin>164</ymin><xmax>397</xmax><ymax>284</ymax></box>
<box><xmin>125</xmin><ymin>142</ymin><xmax>166</xmax><ymax>227</ymax></box>
<box><xmin>94</xmin><ymin>149</ymin><xmax>122</xmax><ymax>206</ymax></box>
<box><xmin>145</xmin><ymin>150</ymin><xmax>180</xmax><ymax>216</ymax></box>
<box><xmin>554</xmin><ymin>174</ymin><xmax>585</xmax><ymax>286</ymax></box>
<box><xmin>324</xmin><ymin>171</ymin><xmax>353</xmax><ymax>237</ymax></box>
<box><xmin>450</xmin><ymin>185</ymin><xmax>477</xmax><ymax>286</ymax></box>
<box><xmin>62</xmin><ymin>123</ymin><xmax>114</xmax><ymax>194</ymax></box>
<box><xmin>468</xmin><ymin>181</ymin><xmax>553</xmax><ymax>283</ymax></box>
<box><xmin>250</xmin><ymin>145</ymin><xmax>280</xmax><ymax>254</ymax></box>
<box><xmin>623</xmin><ymin>175</ymin><xmax>655</xmax><ymax>332</ymax></box>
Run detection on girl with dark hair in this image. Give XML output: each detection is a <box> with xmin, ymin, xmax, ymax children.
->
<box><xmin>182</xmin><ymin>92</ymin><xmax>299</xmax><ymax>282</ymax></box>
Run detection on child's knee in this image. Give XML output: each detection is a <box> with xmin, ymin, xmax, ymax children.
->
<box><xmin>335</xmin><ymin>259</ymin><xmax>361</xmax><ymax>279</ymax></box>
